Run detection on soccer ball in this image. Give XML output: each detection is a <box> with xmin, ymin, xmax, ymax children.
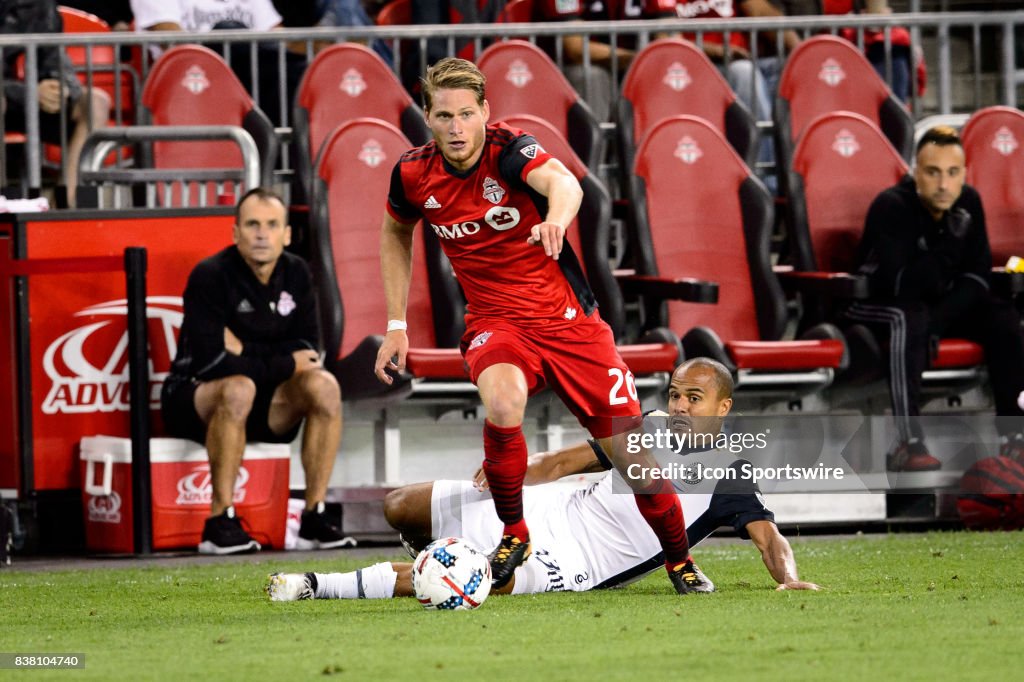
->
<box><xmin>412</xmin><ymin>537</ymin><xmax>492</xmax><ymax>610</ymax></box>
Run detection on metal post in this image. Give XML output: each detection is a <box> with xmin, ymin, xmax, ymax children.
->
<box><xmin>1003</xmin><ymin>19</ymin><xmax>1017</xmax><ymax>108</ymax></box>
<box><xmin>125</xmin><ymin>247</ymin><xmax>152</xmax><ymax>555</ymax></box>
<box><xmin>938</xmin><ymin>22</ymin><xmax>952</xmax><ymax>114</ymax></box>
<box><xmin>23</xmin><ymin>46</ymin><xmax>42</xmax><ymax>195</ymax></box>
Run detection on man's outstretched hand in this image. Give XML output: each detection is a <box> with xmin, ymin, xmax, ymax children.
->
<box><xmin>526</xmin><ymin>222</ymin><xmax>566</xmax><ymax>260</ymax></box>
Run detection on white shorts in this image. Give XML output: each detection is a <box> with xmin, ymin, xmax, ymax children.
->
<box><xmin>430</xmin><ymin>480</ymin><xmax>594</xmax><ymax>593</ymax></box>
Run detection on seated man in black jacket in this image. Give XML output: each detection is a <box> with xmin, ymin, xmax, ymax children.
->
<box><xmin>850</xmin><ymin>125</ymin><xmax>1024</xmax><ymax>471</ymax></box>
<box><xmin>162</xmin><ymin>188</ymin><xmax>352</xmax><ymax>554</ymax></box>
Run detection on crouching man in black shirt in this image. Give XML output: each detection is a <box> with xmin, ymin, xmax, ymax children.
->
<box><xmin>163</xmin><ymin>187</ymin><xmax>352</xmax><ymax>554</ymax></box>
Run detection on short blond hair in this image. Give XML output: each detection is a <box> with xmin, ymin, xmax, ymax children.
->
<box><xmin>421</xmin><ymin>57</ymin><xmax>486</xmax><ymax>112</ymax></box>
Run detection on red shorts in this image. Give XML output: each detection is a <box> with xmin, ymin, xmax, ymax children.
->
<box><xmin>460</xmin><ymin>310</ymin><xmax>641</xmax><ymax>438</ymax></box>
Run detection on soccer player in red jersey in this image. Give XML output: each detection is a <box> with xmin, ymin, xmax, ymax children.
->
<box><xmin>373</xmin><ymin>58</ymin><xmax>706</xmax><ymax>594</ymax></box>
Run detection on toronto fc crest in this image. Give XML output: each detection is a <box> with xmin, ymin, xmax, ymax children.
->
<box><xmin>482</xmin><ymin>176</ymin><xmax>506</xmax><ymax>205</ymax></box>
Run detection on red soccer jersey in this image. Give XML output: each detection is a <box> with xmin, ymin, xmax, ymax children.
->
<box><xmin>673</xmin><ymin>0</ymin><xmax>750</xmax><ymax>52</ymax></box>
<box><xmin>533</xmin><ymin>0</ymin><xmax>675</xmax><ymax>21</ymax></box>
<box><xmin>386</xmin><ymin>122</ymin><xmax>596</xmax><ymax>328</ymax></box>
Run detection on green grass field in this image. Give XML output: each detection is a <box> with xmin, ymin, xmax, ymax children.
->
<box><xmin>2</xmin><ymin>531</ymin><xmax>1023</xmax><ymax>681</ymax></box>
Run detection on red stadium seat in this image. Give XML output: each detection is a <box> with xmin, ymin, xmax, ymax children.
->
<box><xmin>58</xmin><ymin>6</ymin><xmax>138</xmax><ymax>125</ymax></box>
<box><xmin>788</xmin><ymin>111</ymin><xmax>909</xmax><ymax>273</ymax></box>
<box><xmin>293</xmin><ymin>43</ymin><xmax>429</xmax><ymax>203</ymax></box>
<box><xmin>785</xmin><ymin>111</ymin><xmax>983</xmax><ymax>379</ymax></box>
<box><xmin>497</xmin><ymin>113</ymin><xmax>681</xmax><ymax>376</ymax></box>
<box><xmin>961</xmin><ymin>106</ymin><xmax>1024</xmax><ymax>266</ymax></box>
<box><xmin>629</xmin><ymin>115</ymin><xmax>846</xmax><ymax>390</ymax></box>
<box><xmin>775</xmin><ymin>35</ymin><xmax>913</xmax><ymax>199</ymax></box>
<box><xmin>308</xmin><ymin>118</ymin><xmax>467</xmax><ymax>399</ymax></box>
<box><xmin>141</xmin><ymin>44</ymin><xmax>278</xmax><ymax>205</ymax></box>
<box><xmin>617</xmin><ymin>37</ymin><xmax>759</xmax><ymax>196</ymax></box>
<box><xmin>478</xmin><ymin>40</ymin><xmax>603</xmax><ymax>173</ymax></box>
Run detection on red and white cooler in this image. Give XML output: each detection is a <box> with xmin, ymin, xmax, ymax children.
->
<box><xmin>80</xmin><ymin>436</ymin><xmax>290</xmax><ymax>553</ymax></box>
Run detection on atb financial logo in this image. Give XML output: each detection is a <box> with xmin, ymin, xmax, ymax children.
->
<box><xmin>41</xmin><ymin>297</ymin><xmax>183</xmax><ymax>415</ymax></box>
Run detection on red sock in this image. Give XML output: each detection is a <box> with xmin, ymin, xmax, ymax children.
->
<box><xmin>633</xmin><ymin>479</ymin><xmax>689</xmax><ymax>566</ymax></box>
<box><xmin>482</xmin><ymin>420</ymin><xmax>530</xmax><ymax>541</ymax></box>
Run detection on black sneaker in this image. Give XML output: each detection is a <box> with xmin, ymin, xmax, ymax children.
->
<box><xmin>297</xmin><ymin>501</ymin><xmax>357</xmax><ymax>550</ymax></box>
<box><xmin>198</xmin><ymin>506</ymin><xmax>261</xmax><ymax>555</ymax></box>
<box><xmin>668</xmin><ymin>559</ymin><xmax>715</xmax><ymax>595</ymax></box>
<box><xmin>488</xmin><ymin>534</ymin><xmax>531</xmax><ymax>589</ymax></box>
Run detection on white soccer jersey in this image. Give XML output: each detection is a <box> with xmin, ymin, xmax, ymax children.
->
<box><xmin>431</xmin><ymin>448</ymin><xmax>774</xmax><ymax>594</ymax></box>
<box><xmin>132</xmin><ymin>0</ymin><xmax>282</xmax><ymax>33</ymax></box>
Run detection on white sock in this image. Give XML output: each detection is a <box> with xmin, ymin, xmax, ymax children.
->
<box><xmin>314</xmin><ymin>562</ymin><xmax>397</xmax><ymax>599</ymax></box>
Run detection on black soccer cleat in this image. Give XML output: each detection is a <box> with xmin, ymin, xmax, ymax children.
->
<box><xmin>668</xmin><ymin>559</ymin><xmax>715</xmax><ymax>595</ymax></box>
<box><xmin>488</xmin><ymin>534</ymin><xmax>531</xmax><ymax>589</ymax></box>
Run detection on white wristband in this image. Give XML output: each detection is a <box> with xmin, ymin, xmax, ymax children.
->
<box><xmin>386</xmin><ymin>319</ymin><xmax>408</xmax><ymax>333</ymax></box>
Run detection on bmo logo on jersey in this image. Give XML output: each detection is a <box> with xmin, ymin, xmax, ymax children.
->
<box><xmin>485</xmin><ymin>206</ymin><xmax>520</xmax><ymax>232</ymax></box>
<box><xmin>430</xmin><ymin>221</ymin><xmax>481</xmax><ymax>240</ymax></box>
<box><xmin>430</xmin><ymin>207</ymin><xmax>522</xmax><ymax>239</ymax></box>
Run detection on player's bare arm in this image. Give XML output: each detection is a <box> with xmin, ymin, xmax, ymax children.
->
<box><xmin>524</xmin><ymin>158</ymin><xmax>583</xmax><ymax>260</ymax></box>
<box><xmin>746</xmin><ymin>520</ymin><xmax>821</xmax><ymax>591</ymax></box>
<box><xmin>375</xmin><ymin>214</ymin><xmax>417</xmax><ymax>384</ymax></box>
<box><xmin>474</xmin><ymin>442</ymin><xmax>604</xmax><ymax>489</ymax></box>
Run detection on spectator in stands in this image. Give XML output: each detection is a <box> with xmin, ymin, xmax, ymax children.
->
<box><xmin>271</xmin><ymin>0</ymin><xmax>392</xmax><ymax>65</ymax></box>
<box><xmin>316</xmin><ymin>0</ymin><xmax>392</xmax><ymax>64</ymax></box>
<box><xmin>130</xmin><ymin>0</ymin><xmax>306</xmax><ymax>126</ymax></box>
<box><xmin>1</xmin><ymin>0</ymin><xmax>112</xmax><ymax>207</ymax></box>
<box><xmin>793</xmin><ymin>0</ymin><xmax>922</xmax><ymax>103</ymax></box>
<box><xmin>61</xmin><ymin>0</ymin><xmax>134</xmax><ymax>31</ymax></box>
<box><xmin>671</xmin><ymin>0</ymin><xmax>800</xmax><ymax>190</ymax></box>
<box><xmin>533</xmin><ymin>0</ymin><xmax>677</xmax><ymax>122</ymax></box>
<box><xmin>162</xmin><ymin>187</ymin><xmax>352</xmax><ymax>554</ymax></box>
<box><xmin>850</xmin><ymin>126</ymin><xmax>1024</xmax><ymax>471</ymax></box>
<box><xmin>397</xmin><ymin>1</ymin><xmax>507</xmax><ymax>97</ymax></box>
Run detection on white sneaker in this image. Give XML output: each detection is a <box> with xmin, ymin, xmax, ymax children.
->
<box><xmin>267</xmin><ymin>572</ymin><xmax>317</xmax><ymax>601</ymax></box>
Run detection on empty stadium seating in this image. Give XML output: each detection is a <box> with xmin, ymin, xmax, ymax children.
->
<box><xmin>628</xmin><ymin>114</ymin><xmax>847</xmax><ymax>392</ymax></box>
<box><xmin>293</xmin><ymin>42</ymin><xmax>429</xmax><ymax>203</ymax></box>
<box><xmin>140</xmin><ymin>44</ymin><xmax>278</xmax><ymax>205</ymax></box>
<box><xmin>477</xmin><ymin>40</ymin><xmax>603</xmax><ymax>173</ymax></box>
<box><xmin>961</xmin><ymin>106</ymin><xmax>1024</xmax><ymax>266</ymax></box>
<box><xmin>776</xmin><ymin>35</ymin><xmax>914</xmax><ymax>200</ymax></box>
<box><xmin>617</xmin><ymin>37</ymin><xmax>759</xmax><ymax>200</ymax></box>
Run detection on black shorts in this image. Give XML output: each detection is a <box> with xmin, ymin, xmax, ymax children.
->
<box><xmin>3</xmin><ymin>82</ymin><xmax>79</xmax><ymax>145</ymax></box>
<box><xmin>160</xmin><ymin>376</ymin><xmax>302</xmax><ymax>445</ymax></box>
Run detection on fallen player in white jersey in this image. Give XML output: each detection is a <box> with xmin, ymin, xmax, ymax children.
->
<box><xmin>267</xmin><ymin>358</ymin><xmax>822</xmax><ymax>601</ymax></box>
